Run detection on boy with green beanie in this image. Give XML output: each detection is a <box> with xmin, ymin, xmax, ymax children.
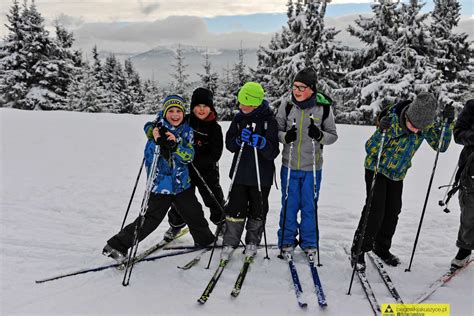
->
<box><xmin>221</xmin><ymin>82</ymin><xmax>280</xmax><ymax>259</ymax></box>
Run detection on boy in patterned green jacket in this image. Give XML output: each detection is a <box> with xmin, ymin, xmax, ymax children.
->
<box><xmin>351</xmin><ymin>92</ymin><xmax>455</xmax><ymax>270</ymax></box>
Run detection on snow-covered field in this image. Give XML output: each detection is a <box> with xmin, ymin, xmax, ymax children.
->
<box><xmin>1</xmin><ymin>108</ymin><xmax>472</xmax><ymax>315</ymax></box>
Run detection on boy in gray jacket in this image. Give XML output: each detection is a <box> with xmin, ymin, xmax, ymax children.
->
<box><xmin>276</xmin><ymin>68</ymin><xmax>338</xmax><ymax>254</ymax></box>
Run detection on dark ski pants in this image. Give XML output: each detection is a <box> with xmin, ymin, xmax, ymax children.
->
<box><xmin>352</xmin><ymin>169</ymin><xmax>403</xmax><ymax>254</ymax></box>
<box><xmin>223</xmin><ymin>184</ymin><xmax>271</xmax><ymax>247</ymax></box>
<box><xmin>168</xmin><ymin>166</ymin><xmax>225</xmax><ymax>228</ymax></box>
<box><xmin>107</xmin><ymin>188</ymin><xmax>215</xmax><ymax>253</ymax></box>
<box><xmin>457</xmin><ymin>188</ymin><xmax>474</xmax><ymax>250</ymax></box>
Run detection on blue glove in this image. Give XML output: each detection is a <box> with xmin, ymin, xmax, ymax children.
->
<box><xmin>251</xmin><ymin>134</ymin><xmax>267</xmax><ymax>150</ymax></box>
<box><xmin>241</xmin><ymin>128</ymin><xmax>253</xmax><ymax>144</ymax></box>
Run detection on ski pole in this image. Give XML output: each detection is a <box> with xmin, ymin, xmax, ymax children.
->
<box><xmin>120</xmin><ymin>158</ymin><xmax>145</xmax><ymax>230</ymax></box>
<box><xmin>278</xmin><ymin>119</ymin><xmax>296</xmax><ymax>259</ymax></box>
<box><xmin>347</xmin><ymin>130</ymin><xmax>386</xmax><ymax>295</ymax></box>
<box><xmin>122</xmin><ymin>139</ymin><xmax>161</xmax><ymax>286</ymax></box>
<box><xmin>251</xmin><ymin>122</ymin><xmax>270</xmax><ymax>260</ymax></box>
<box><xmin>309</xmin><ymin>114</ymin><xmax>322</xmax><ymax>266</ymax></box>
<box><xmin>438</xmin><ymin>164</ymin><xmax>458</xmax><ymax>213</ymax></box>
<box><xmin>406</xmin><ymin>121</ymin><xmax>448</xmax><ymax>272</ymax></box>
<box><xmin>205</xmin><ymin>127</ymin><xmax>248</xmax><ymax>269</ymax></box>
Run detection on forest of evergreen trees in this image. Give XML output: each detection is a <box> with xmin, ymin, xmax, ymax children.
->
<box><xmin>0</xmin><ymin>0</ymin><xmax>472</xmax><ymax>123</ymax></box>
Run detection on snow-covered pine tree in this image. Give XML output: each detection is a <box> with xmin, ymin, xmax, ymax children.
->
<box><xmin>21</xmin><ymin>0</ymin><xmax>65</xmax><ymax>110</ymax></box>
<box><xmin>341</xmin><ymin>0</ymin><xmax>401</xmax><ymax>124</ymax></box>
<box><xmin>141</xmin><ymin>79</ymin><xmax>163</xmax><ymax>114</ymax></box>
<box><xmin>255</xmin><ymin>0</ymin><xmax>295</xmax><ymax>107</ymax></box>
<box><xmin>256</xmin><ymin>0</ymin><xmax>345</xmax><ymax>111</ymax></box>
<box><xmin>430</xmin><ymin>0</ymin><xmax>472</xmax><ymax>107</ymax></box>
<box><xmin>214</xmin><ymin>63</ymin><xmax>237</xmax><ymax>120</ymax></box>
<box><xmin>255</xmin><ymin>32</ymin><xmax>283</xmax><ymax>105</ymax></box>
<box><xmin>268</xmin><ymin>0</ymin><xmax>306</xmax><ymax>109</ymax></box>
<box><xmin>378</xmin><ymin>0</ymin><xmax>441</xmax><ymax>105</ymax></box>
<box><xmin>101</xmin><ymin>54</ymin><xmax>128</xmax><ymax>113</ymax></box>
<box><xmin>0</xmin><ymin>0</ymin><xmax>28</xmax><ymax>107</ymax></box>
<box><xmin>232</xmin><ymin>44</ymin><xmax>251</xmax><ymax>92</ymax></box>
<box><xmin>66</xmin><ymin>62</ymin><xmax>103</xmax><ymax>112</ymax></box>
<box><xmin>48</xmin><ymin>22</ymin><xmax>83</xmax><ymax>110</ymax></box>
<box><xmin>307</xmin><ymin>0</ymin><xmax>346</xmax><ymax>95</ymax></box>
<box><xmin>123</xmin><ymin>58</ymin><xmax>145</xmax><ymax>113</ymax></box>
<box><xmin>170</xmin><ymin>44</ymin><xmax>190</xmax><ymax>99</ymax></box>
<box><xmin>197</xmin><ymin>50</ymin><xmax>219</xmax><ymax>93</ymax></box>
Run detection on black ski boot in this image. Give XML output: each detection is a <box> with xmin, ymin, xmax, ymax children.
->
<box><xmin>351</xmin><ymin>251</ymin><xmax>366</xmax><ymax>271</ymax></box>
<box><xmin>373</xmin><ymin>249</ymin><xmax>400</xmax><ymax>266</ymax></box>
<box><xmin>102</xmin><ymin>244</ymin><xmax>127</xmax><ymax>263</ymax></box>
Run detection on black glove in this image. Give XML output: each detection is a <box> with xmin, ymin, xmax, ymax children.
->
<box><xmin>378</xmin><ymin>116</ymin><xmax>391</xmax><ymax>131</ymax></box>
<box><xmin>284</xmin><ymin>125</ymin><xmax>297</xmax><ymax>144</ymax></box>
<box><xmin>308</xmin><ymin>118</ymin><xmax>323</xmax><ymax>141</ymax></box>
<box><xmin>157</xmin><ymin>127</ymin><xmax>177</xmax><ymax>159</ymax></box>
<box><xmin>193</xmin><ymin>131</ymin><xmax>207</xmax><ymax>147</ymax></box>
<box><xmin>442</xmin><ymin>103</ymin><xmax>455</xmax><ymax>123</ymax></box>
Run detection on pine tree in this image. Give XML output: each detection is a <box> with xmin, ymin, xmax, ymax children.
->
<box><xmin>232</xmin><ymin>44</ymin><xmax>251</xmax><ymax>92</ymax></box>
<box><xmin>341</xmin><ymin>0</ymin><xmax>401</xmax><ymax>123</ymax></box>
<box><xmin>21</xmin><ymin>0</ymin><xmax>63</xmax><ymax>110</ymax></box>
<box><xmin>430</xmin><ymin>0</ymin><xmax>473</xmax><ymax>106</ymax></box>
<box><xmin>66</xmin><ymin>62</ymin><xmax>103</xmax><ymax>112</ymax></box>
<box><xmin>101</xmin><ymin>54</ymin><xmax>128</xmax><ymax>113</ymax></box>
<box><xmin>256</xmin><ymin>0</ymin><xmax>346</xmax><ymax>110</ymax></box>
<box><xmin>0</xmin><ymin>0</ymin><xmax>27</xmax><ymax>107</ymax></box>
<box><xmin>124</xmin><ymin>58</ymin><xmax>145</xmax><ymax>113</ymax></box>
<box><xmin>214</xmin><ymin>64</ymin><xmax>237</xmax><ymax>120</ymax></box>
<box><xmin>48</xmin><ymin>22</ymin><xmax>82</xmax><ymax>109</ymax></box>
<box><xmin>170</xmin><ymin>44</ymin><xmax>190</xmax><ymax>98</ymax></box>
<box><xmin>197</xmin><ymin>50</ymin><xmax>219</xmax><ymax>93</ymax></box>
<box><xmin>141</xmin><ymin>79</ymin><xmax>163</xmax><ymax>114</ymax></box>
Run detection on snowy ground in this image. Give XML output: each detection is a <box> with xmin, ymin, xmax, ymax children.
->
<box><xmin>1</xmin><ymin>108</ymin><xmax>472</xmax><ymax>316</ymax></box>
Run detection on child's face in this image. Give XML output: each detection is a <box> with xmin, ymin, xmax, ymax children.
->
<box><xmin>292</xmin><ymin>81</ymin><xmax>314</xmax><ymax>102</ymax></box>
<box><xmin>166</xmin><ymin>107</ymin><xmax>184</xmax><ymax>126</ymax></box>
<box><xmin>405</xmin><ymin>117</ymin><xmax>421</xmax><ymax>133</ymax></box>
<box><xmin>239</xmin><ymin>104</ymin><xmax>256</xmax><ymax>114</ymax></box>
<box><xmin>193</xmin><ymin>104</ymin><xmax>211</xmax><ymax>120</ymax></box>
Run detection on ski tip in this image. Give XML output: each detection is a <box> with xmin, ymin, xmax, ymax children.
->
<box><xmin>230</xmin><ymin>291</ymin><xmax>240</xmax><ymax>298</ymax></box>
<box><xmin>197</xmin><ymin>298</ymin><xmax>207</xmax><ymax>305</ymax></box>
<box><xmin>299</xmin><ymin>302</ymin><xmax>308</xmax><ymax>308</ymax></box>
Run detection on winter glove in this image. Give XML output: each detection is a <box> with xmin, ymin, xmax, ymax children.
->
<box><xmin>241</xmin><ymin>128</ymin><xmax>253</xmax><ymax>144</ymax></box>
<box><xmin>442</xmin><ymin>103</ymin><xmax>455</xmax><ymax>123</ymax></box>
<box><xmin>158</xmin><ymin>127</ymin><xmax>178</xmax><ymax>150</ymax></box>
<box><xmin>250</xmin><ymin>134</ymin><xmax>267</xmax><ymax>150</ymax></box>
<box><xmin>308</xmin><ymin>120</ymin><xmax>323</xmax><ymax>141</ymax></box>
<box><xmin>284</xmin><ymin>125</ymin><xmax>297</xmax><ymax>144</ymax></box>
<box><xmin>193</xmin><ymin>131</ymin><xmax>206</xmax><ymax>147</ymax></box>
<box><xmin>378</xmin><ymin>116</ymin><xmax>391</xmax><ymax>131</ymax></box>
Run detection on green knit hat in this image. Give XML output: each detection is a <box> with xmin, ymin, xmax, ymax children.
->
<box><xmin>237</xmin><ymin>82</ymin><xmax>265</xmax><ymax>107</ymax></box>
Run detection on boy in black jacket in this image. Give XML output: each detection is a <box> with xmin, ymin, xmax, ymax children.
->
<box><xmin>221</xmin><ymin>82</ymin><xmax>280</xmax><ymax>259</ymax></box>
<box><xmin>159</xmin><ymin>88</ymin><xmax>225</xmax><ymax>241</ymax></box>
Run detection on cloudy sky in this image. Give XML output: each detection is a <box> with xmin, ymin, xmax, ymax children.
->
<box><xmin>0</xmin><ymin>0</ymin><xmax>472</xmax><ymax>54</ymax></box>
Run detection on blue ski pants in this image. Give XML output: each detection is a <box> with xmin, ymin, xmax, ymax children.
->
<box><xmin>277</xmin><ymin>166</ymin><xmax>322</xmax><ymax>250</ymax></box>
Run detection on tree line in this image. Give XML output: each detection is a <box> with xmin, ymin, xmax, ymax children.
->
<box><xmin>0</xmin><ymin>0</ymin><xmax>472</xmax><ymax>123</ymax></box>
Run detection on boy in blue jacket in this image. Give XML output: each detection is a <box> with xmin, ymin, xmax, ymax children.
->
<box><xmin>221</xmin><ymin>82</ymin><xmax>280</xmax><ymax>259</ymax></box>
<box><xmin>103</xmin><ymin>95</ymin><xmax>215</xmax><ymax>262</ymax></box>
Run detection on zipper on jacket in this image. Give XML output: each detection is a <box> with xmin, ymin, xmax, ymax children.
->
<box><xmin>297</xmin><ymin>110</ymin><xmax>305</xmax><ymax>169</ymax></box>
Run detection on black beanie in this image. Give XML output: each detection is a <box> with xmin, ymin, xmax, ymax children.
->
<box><xmin>191</xmin><ymin>87</ymin><xmax>215</xmax><ymax>112</ymax></box>
<box><xmin>293</xmin><ymin>67</ymin><xmax>317</xmax><ymax>92</ymax></box>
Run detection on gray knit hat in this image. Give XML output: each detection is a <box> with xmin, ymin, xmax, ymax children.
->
<box><xmin>405</xmin><ymin>92</ymin><xmax>437</xmax><ymax>129</ymax></box>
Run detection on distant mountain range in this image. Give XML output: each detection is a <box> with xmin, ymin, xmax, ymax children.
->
<box><xmin>101</xmin><ymin>44</ymin><xmax>258</xmax><ymax>86</ymax></box>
